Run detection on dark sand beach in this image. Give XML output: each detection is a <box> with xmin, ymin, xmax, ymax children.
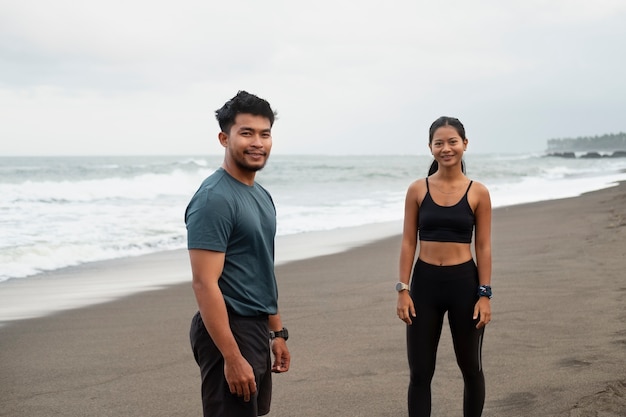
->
<box><xmin>1</xmin><ymin>183</ymin><xmax>626</xmax><ymax>416</ymax></box>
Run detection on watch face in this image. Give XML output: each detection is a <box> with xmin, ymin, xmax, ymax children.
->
<box><xmin>396</xmin><ymin>282</ymin><xmax>408</xmax><ymax>292</ymax></box>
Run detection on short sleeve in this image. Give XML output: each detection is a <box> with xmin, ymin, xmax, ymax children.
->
<box><xmin>185</xmin><ymin>188</ymin><xmax>234</xmax><ymax>251</ymax></box>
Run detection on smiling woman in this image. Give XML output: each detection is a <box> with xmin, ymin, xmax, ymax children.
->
<box><xmin>397</xmin><ymin>116</ymin><xmax>493</xmax><ymax>417</ymax></box>
<box><xmin>427</xmin><ymin>118</ymin><xmax>468</xmax><ymax>176</ymax></box>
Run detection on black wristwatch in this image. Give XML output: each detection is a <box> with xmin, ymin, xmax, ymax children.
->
<box><xmin>270</xmin><ymin>327</ymin><xmax>289</xmax><ymax>341</ymax></box>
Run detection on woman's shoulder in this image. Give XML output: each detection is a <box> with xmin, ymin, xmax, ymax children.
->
<box><xmin>469</xmin><ymin>179</ymin><xmax>490</xmax><ymax>194</ymax></box>
<box><xmin>405</xmin><ymin>178</ymin><xmax>429</xmax><ymax>205</ymax></box>
<box><xmin>407</xmin><ymin>177</ymin><xmax>428</xmax><ymax>192</ymax></box>
<box><xmin>467</xmin><ymin>179</ymin><xmax>491</xmax><ymax>210</ymax></box>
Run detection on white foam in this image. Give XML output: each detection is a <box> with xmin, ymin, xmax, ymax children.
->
<box><xmin>490</xmin><ymin>173</ymin><xmax>624</xmax><ymax>208</ymax></box>
<box><xmin>0</xmin><ymin>221</ymin><xmax>402</xmax><ymax>326</ymax></box>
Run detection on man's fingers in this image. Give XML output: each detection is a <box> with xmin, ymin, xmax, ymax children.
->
<box><xmin>229</xmin><ymin>380</ymin><xmax>256</xmax><ymax>402</ymax></box>
<box><xmin>275</xmin><ymin>354</ymin><xmax>290</xmax><ymax>372</ymax></box>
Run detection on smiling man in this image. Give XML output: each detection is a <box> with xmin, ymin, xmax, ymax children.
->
<box><xmin>185</xmin><ymin>91</ymin><xmax>290</xmax><ymax>417</ymax></box>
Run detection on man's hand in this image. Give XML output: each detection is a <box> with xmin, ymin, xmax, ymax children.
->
<box><xmin>224</xmin><ymin>355</ymin><xmax>257</xmax><ymax>402</ymax></box>
<box><xmin>271</xmin><ymin>338</ymin><xmax>290</xmax><ymax>373</ymax></box>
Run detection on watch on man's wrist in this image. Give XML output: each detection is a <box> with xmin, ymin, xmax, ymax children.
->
<box><xmin>270</xmin><ymin>327</ymin><xmax>289</xmax><ymax>341</ymax></box>
<box><xmin>395</xmin><ymin>282</ymin><xmax>409</xmax><ymax>292</ymax></box>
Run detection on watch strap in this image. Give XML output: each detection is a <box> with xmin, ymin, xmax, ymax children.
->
<box><xmin>270</xmin><ymin>327</ymin><xmax>289</xmax><ymax>341</ymax></box>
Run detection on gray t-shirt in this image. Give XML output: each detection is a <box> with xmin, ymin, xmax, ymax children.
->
<box><xmin>185</xmin><ymin>168</ymin><xmax>278</xmax><ymax>316</ymax></box>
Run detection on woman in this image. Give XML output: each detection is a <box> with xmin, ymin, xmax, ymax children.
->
<box><xmin>396</xmin><ymin>116</ymin><xmax>492</xmax><ymax>417</ymax></box>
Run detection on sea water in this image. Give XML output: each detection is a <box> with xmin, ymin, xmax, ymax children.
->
<box><xmin>2</xmin><ymin>153</ymin><xmax>626</xmax><ymax>283</ymax></box>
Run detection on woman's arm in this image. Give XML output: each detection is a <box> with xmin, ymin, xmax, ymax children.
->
<box><xmin>397</xmin><ymin>180</ymin><xmax>421</xmax><ymax>325</ymax></box>
<box><xmin>472</xmin><ymin>183</ymin><xmax>492</xmax><ymax>329</ymax></box>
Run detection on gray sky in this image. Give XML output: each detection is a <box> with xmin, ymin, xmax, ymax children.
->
<box><xmin>1</xmin><ymin>0</ymin><xmax>625</xmax><ymax>156</ymax></box>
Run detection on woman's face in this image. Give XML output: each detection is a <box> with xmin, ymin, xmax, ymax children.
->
<box><xmin>429</xmin><ymin>125</ymin><xmax>468</xmax><ymax>169</ymax></box>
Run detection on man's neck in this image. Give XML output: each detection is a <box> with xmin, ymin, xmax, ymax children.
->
<box><xmin>221</xmin><ymin>162</ymin><xmax>256</xmax><ymax>186</ymax></box>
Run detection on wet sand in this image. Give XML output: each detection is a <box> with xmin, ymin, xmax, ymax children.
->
<box><xmin>1</xmin><ymin>183</ymin><xmax>625</xmax><ymax>416</ymax></box>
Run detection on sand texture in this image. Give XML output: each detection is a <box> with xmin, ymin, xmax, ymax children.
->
<box><xmin>1</xmin><ymin>183</ymin><xmax>626</xmax><ymax>416</ymax></box>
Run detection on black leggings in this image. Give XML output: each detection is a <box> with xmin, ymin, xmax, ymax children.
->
<box><xmin>407</xmin><ymin>259</ymin><xmax>485</xmax><ymax>417</ymax></box>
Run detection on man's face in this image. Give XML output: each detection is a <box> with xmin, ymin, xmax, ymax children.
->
<box><xmin>220</xmin><ymin>113</ymin><xmax>272</xmax><ymax>173</ymax></box>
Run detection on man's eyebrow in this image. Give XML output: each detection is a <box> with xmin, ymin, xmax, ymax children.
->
<box><xmin>239</xmin><ymin>126</ymin><xmax>271</xmax><ymax>133</ymax></box>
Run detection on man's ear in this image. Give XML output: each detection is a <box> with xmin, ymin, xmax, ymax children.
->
<box><xmin>218</xmin><ymin>132</ymin><xmax>228</xmax><ymax>147</ymax></box>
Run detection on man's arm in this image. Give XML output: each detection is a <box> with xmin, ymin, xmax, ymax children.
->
<box><xmin>189</xmin><ymin>249</ymin><xmax>257</xmax><ymax>402</ymax></box>
<box><xmin>268</xmin><ymin>314</ymin><xmax>290</xmax><ymax>373</ymax></box>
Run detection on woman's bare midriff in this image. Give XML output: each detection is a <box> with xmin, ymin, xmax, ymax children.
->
<box><xmin>418</xmin><ymin>241</ymin><xmax>473</xmax><ymax>266</ymax></box>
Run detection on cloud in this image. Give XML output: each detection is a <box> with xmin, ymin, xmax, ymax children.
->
<box><xmin>1</xmin><ymin>0</ymin><xmax>626</xmax><ymax>155</ymax></box>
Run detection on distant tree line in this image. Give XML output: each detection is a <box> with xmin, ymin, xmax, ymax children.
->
<box><xmin>547</xmin><ymin>132</ymin><xmax>626</xmax><ymax>151</ymax></box>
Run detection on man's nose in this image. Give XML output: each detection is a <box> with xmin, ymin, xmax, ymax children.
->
<box><xmin>251</xmin><ymin>134</ymin><xmax>263</xmax><ymax>146</ymax></box>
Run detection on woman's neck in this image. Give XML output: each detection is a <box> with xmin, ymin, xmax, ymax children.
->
<box><xmin>433</xmin><ymin>166</ymin><xmax>465</xmax><ymax>182</ymax></box>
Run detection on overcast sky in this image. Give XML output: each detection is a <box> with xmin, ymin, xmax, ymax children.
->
<box><xmin>1</xmin><ymin>0</ymin><xmax>625</xmax><ymax>156</ymax></box>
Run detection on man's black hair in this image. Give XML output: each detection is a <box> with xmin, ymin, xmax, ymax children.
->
<box><xmin>215</xmin><ymin>90</ymin><xmax>277</xmax><ymax>133</ymax></box>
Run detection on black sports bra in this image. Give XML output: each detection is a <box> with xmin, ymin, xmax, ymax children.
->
<box><xmin>418</xmin><ymin>178</ymin><xmax>475</xmax><ymax>243</ymax></box>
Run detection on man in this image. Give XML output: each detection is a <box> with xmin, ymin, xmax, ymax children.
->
<box><xmin>186</xmin><ymin>90</ymin><xmax>290</xmax><ymax>416</ymax></box>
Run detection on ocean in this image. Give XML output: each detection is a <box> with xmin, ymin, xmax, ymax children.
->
<box><xmin>2</xmin><ymin>153</ymin><xmax>626</xmax><ymax>284</ymax></box>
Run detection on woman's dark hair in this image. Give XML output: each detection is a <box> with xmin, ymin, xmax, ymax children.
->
<box><xmin>427</xmin><ymin>116</ymin><xmax>467</xmax><ymax>176</ymax></box>
<box><xmin>215</xmin><ymin>90</ymin><xmax>277</xmax><ymax>134</ymax></box>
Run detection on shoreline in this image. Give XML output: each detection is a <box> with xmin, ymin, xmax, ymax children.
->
<box><xmin>0</xmin><ymin>220</ymin><xmax>403</xmax><ymax>325</ymax></box>
<box><xmin>1</xmin><ymin>182</ymin><xmax>625</xmax><ymax>416</ymax></box>
<box><xmin>1</xmin><ymin>174</ymin><xmax>625</xmax><ymax>325</ymax></box>
<box><xmin>0</xmin><ymin>173</ymin><xmax>622</xmax><ymax>327</ymax></box>
<box><xmin>3</xmin><ymin>155</ymin><xmax>626</xmax><ymax>290</ymax></box>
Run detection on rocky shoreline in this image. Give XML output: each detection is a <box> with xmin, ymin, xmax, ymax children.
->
<box><xmin>546</xmin><ymin>150</ymin><xmax>626</xmax><ymax>158</ymax></box>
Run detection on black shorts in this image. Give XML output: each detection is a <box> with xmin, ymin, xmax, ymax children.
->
<box><xmin>190</xmin><ymin>310</ymin><xmax>272</xmax><ymax>417</ymax></box>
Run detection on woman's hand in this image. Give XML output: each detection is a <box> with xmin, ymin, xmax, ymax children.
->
<box><xmin>397</xmin><ymin>291</ymin><xmax>416</xmax><ymax>325</ymax></box>
<box><xmin>473</xmin><ymin>297</ymin><xmax>492</xmax><ymax>329</ymax></box>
